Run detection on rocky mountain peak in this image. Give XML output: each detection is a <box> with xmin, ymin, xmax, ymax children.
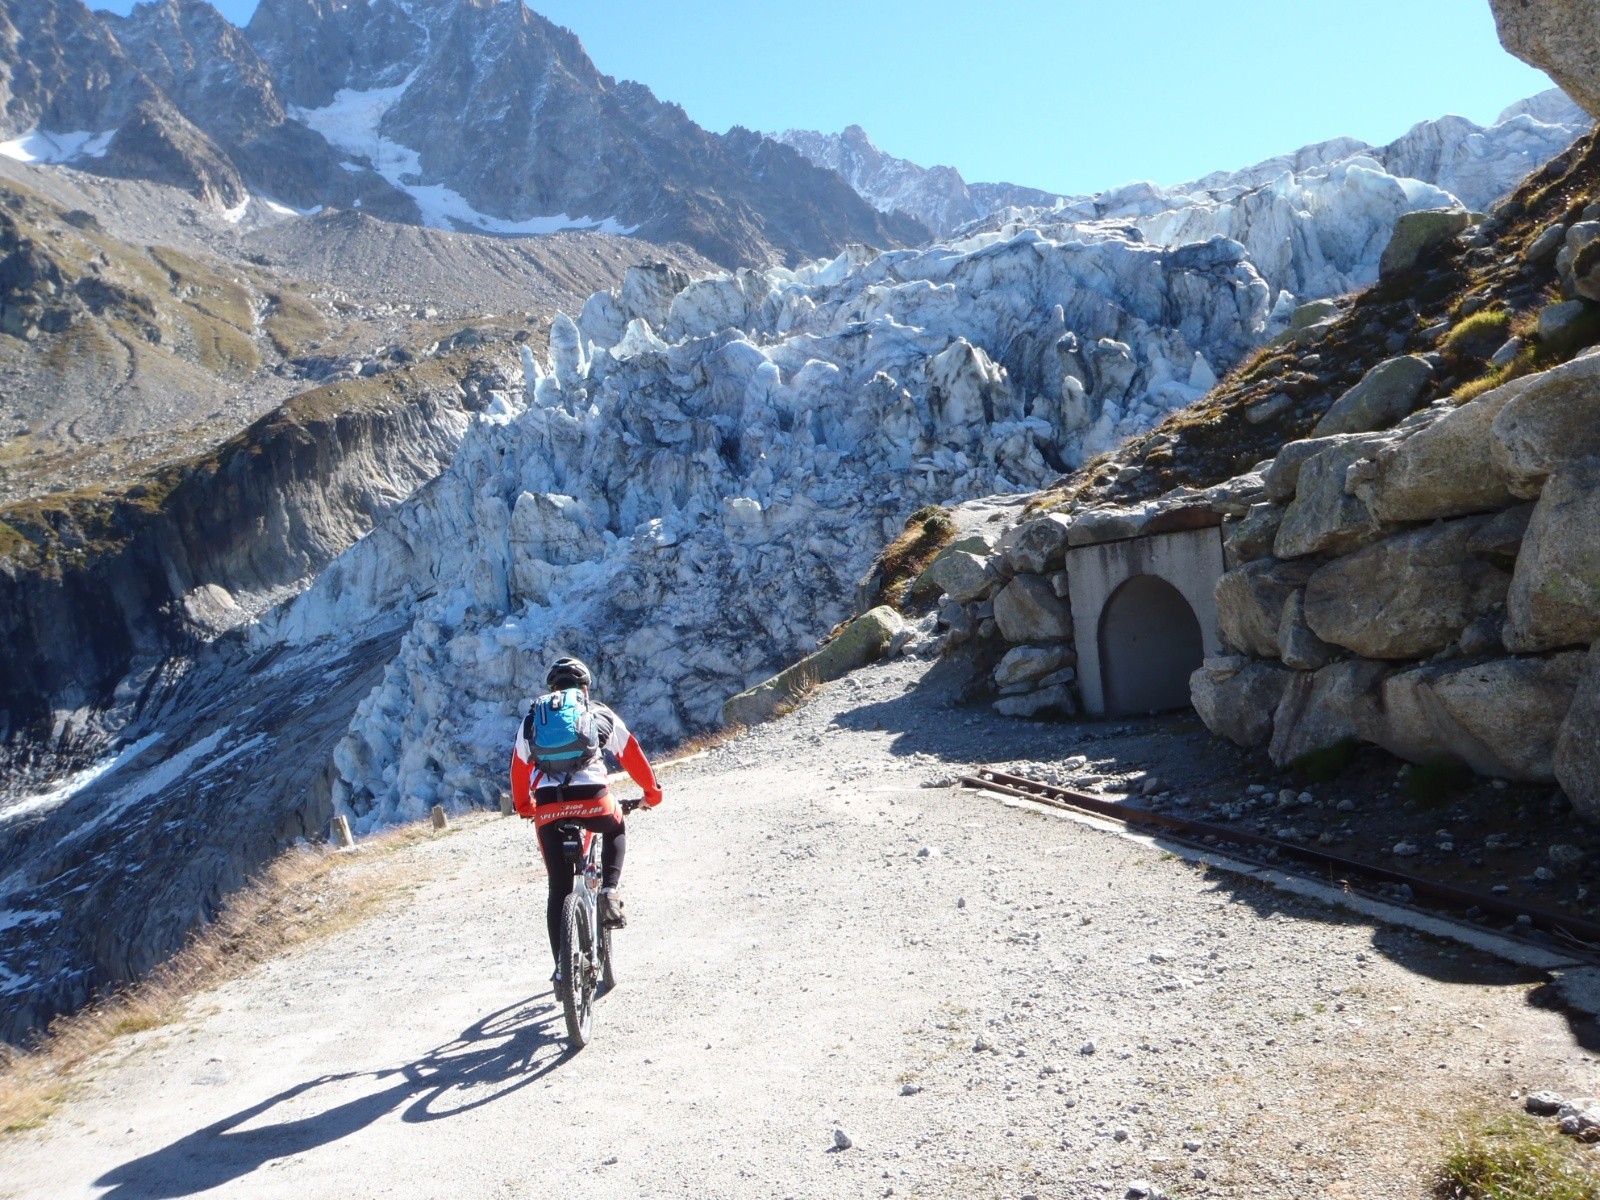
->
<box><xmin>238</xmin><ymin>0</ymin><xmax>927</xmax><ymax>263</ymax></box>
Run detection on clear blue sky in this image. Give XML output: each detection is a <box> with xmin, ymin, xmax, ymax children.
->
<box><xmin>90</xmin><ymin>0</ymin><xmax>1558</xmax><ymax>196</ymax></box>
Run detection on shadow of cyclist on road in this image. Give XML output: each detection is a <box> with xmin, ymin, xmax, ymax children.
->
<box><xmin>95</xmin><ymin>993</ymin><xmax>567</xmax><ymax>1199</ymax></box>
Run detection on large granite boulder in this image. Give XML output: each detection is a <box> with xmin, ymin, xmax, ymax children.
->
<box><xmin>929</xmin><ymin>550</ymin><xmax>995</xmax><ymax>604</ymax></box>
<box><xmin>1273</xmin><ymin>433</ymin><xmax>1395</xmax><ymax>559</ymax></box>
<box><xmin>1490</xmin><ymin>350</ymin><xmax>1600</xmax><ymax>497</ymax></box>
<box><xmin>993</xmin><ymin>574</ymin><xmax>1074</xmax><ymax>642</ymax></box>
<box><xmin>1355</xmin><ymin>379</ymin><xmax>1528</xmax><ymax>522</ymax></box>
<box><xmin>1216</xmin><ymin>557</ymin><xmax>1319</xmax><ymax>658</ymax></box>
<box><xmin>1190</xmin><ymin>657</ymin><xmax>1295</xmax><ymax>749</ymax></box>
<box><xmin>910</xmin><ymin>534</ymin><xmax>993</xmax><ymax>604</ymax></box>
<box><xmin>1263</xmin><ymin>434</ymin><xmax>1355</xmax><ymax>502</ymax></box>
<box><xmin>1312</xmin><ymin>355</ymin><xmax>1434</xmax><ymax>437</ymax></box>
<box><xmin>1005</xmin><ymin>514</ymin><xmax>1072</xmax><ymax>574</ymax></box>
<box><xmin>1302</xmin><ymin>517</ymin><xmax>1512</xmax><ymax>659</ymax></box>
<box><xmin>1222</xmin><ymin>502</ymin><xmax>1285</xmax><ymax>568</ymax></box>
<box><xmin>722</xmin><ymin>606</ymin><xmax>903</xmax><ymax>727</ymax></box>
<box><xmin>1377</xmin><ymin>652</ymin><xmax>1586</xmax><ymax>781</ymax></box>
<box><xmin>1490</xmin><ymin>0</ymin><xmax>1600</xmax><ymax>119</ymax></box>
<box><xmin>1066</xmin><ymin>503</ymin><xmax>1156</xmax><ymax>547</ymax></box>
<box><xmin>1555</xmin><ymin>645</ymin><xmax>1600</xmax><ymax>820</ymax></box>
<box><xmin>994</xmin><ymin>644</ymin><xmax>1074</xmax><ymax>688</ymax></box>
<box><xmin>1505</xmin><ymin>460</ymin><xmax>1600</xmax><ymax>652</ymax></box>
<box><xmin>994</xmin><ymin>684</ymin><xmax>1077</xmax><ymax>719</ymax></box>
<box><xmin>1268</xmin><ymin>658</ymin><xmax>1389</xmax><ymax>767</ymax></box>
<box><xmin>1378</xmin><ymin>209</ymin><xmax>1471</xmax><ymax>277</ymax></box>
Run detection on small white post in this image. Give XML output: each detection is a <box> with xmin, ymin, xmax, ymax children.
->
<box><xmin>499</xmin><ymin>791</ymin><xmax>514</xmax><ymax>816</ymax></box>
<box><xmin>431</xmin><ymin>804</ymin><xmax>449</xmax><ymax>832</ymax></box>
<box><xmin>330</xmin><ymin>814</ymin><xmax>354</xmax><ymax>849</ymax></box>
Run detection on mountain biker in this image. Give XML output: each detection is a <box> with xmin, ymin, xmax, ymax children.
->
<box><xmin>510</xmin><ymin>656</ymin><xmax>662</xmax><ymax>976</ymax></box>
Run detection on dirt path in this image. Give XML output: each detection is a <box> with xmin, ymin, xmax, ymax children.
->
<box><xmin>2</xmin><ymin>657</ymin><xmax>1596</xmax><ymax>1199</ymax></box>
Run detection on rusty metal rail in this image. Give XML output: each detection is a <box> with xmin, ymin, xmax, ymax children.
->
<box><xmin>960</xmin><ymin>770</ymin><xmax>1600</xmax><ymax>957</ymax></box>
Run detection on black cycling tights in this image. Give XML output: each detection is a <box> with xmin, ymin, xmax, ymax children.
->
<box><xmin>537</xmin><ymin>813</ymin><xmax>626</xmax><ymax>958</ymax></box>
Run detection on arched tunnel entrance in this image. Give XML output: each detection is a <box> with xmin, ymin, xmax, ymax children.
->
<box><xmin>1097</xmin><ymin>574</ymin><xmax>1205</xmax><ymax>715</ymax></box>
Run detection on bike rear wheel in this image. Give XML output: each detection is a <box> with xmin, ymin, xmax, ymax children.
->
<box><xmin>559</xmin><ymin>893</ymin><xmax>595</xmax><ymax>1047</ymax></box>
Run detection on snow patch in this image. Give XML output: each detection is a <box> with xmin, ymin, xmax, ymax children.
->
<box><xmin>0</xmin><ymin>129</ymin><xmax>115</xmax><ymax>164</ymax></box>
<box><xmin>0</xmin><ymin>908</ymin><xmax>60</xmax><ymax>936</ymax></box>
<box><xmin>1</xmin><ymin>733</ymin><xmax>164</xmax><ymax>825</ymax></box>
<box><xmin>294</xmin><ymin>83</ymin><xmax>635</xmax><ymax>235</ymax></box>
<box><xmin>259</xmin><ymin>196</ymin><xmax>325</xmax><ymax>218</ymax></box>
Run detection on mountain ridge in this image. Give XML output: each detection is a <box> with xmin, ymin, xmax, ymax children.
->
<box><xmin>0</xmin><ymin>0</ymin><xmax>930</xmax><ymax>267</ymax></box>
<box><xmin>779</xmin><ymin>90</ymin><xmax>1591</xmax><ymax>239</ymax></box>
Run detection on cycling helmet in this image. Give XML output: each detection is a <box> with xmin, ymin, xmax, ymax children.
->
<box><xmin>546</xmin><ymin>656</ymin><xmax>592</xmax><ymax>691</ymax></box>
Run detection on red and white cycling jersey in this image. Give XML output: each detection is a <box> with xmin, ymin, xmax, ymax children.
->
<box><xmin>509</xmin><ymin>698</ymin><xmax>660</xmax><ymax>826</ymax></box>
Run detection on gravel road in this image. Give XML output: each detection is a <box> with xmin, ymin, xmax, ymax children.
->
<box><xmin>3</xmin><ymin>656</ymin><xmax>1597</xmax><ymax>1199</ymax></box>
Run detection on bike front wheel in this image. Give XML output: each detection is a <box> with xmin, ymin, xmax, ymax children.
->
<box><xmin>559</xmin><ymin>893</ymin><xmax>595</xmax><ymax>1047</ymax></box>
<box><xmin>598</xmin><ymin>919</ymin><xmax>616</xmax><ymax>996</ymax></box>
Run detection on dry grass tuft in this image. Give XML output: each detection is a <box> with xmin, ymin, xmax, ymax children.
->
<box><xmin>873</xmin><ymin>505</ymin><xmax>957</xmax><ymax>610</ymax></box>
<box><xmin>664</xmin><ymin>722</ymin><xmax>748</xmax><ymax>759</ymax></box>
<box><xmin>772</xmin><ymin>665</ymin><xmax>822</xmax><ymax>718</ymax></box>
<box><xmin>1435</xmin><ymin>1112</ymin><xmax>1600</xmax><ymax>1200</ymax></box>
<box><xmin>0</xmin><ymin>821</ymin><xmax>439</xmax><ymax>1135</ymax></box>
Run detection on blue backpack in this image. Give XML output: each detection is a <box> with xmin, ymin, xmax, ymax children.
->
<box><xmin>525</xmin><ymin>688</ymin><xmax>601</xmax><ymax>776</ymax></box>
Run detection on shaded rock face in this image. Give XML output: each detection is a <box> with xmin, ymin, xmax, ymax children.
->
<box><xmin>1379</xmin><ymin>653</ymin><xmax>1585</xmax><ymax>780</ymax></box>
<box><xmin>0</xmin><ymin>373</ymin><xmax>474</xmax><ymax>764</ymax></box>
<box><xmin>1491</xmin><ymin>0</ymin><xmax>1600</xmax><ymax>120</ymax></box>
<box><xmin>96</xmin><ymin>96</ymin><xmax>246</xmax><ymax>209</ymax></box>
<box><xmin>1506</xmin><ymin>460</ymin><xmax>1600</xmax><ymax>651</ymax></box>
<box><xmin>0</xmin><ymin>624</ymin><xmax>401</xmax><ymax>1045</ymax></box>
<box><xmin>1189</xmin><ymin>657</ymin><xmax>1293</xmax><ymax>748</ymax></box>
<box><xmin>1556</xmin><ymin>645</ymin><xmax>1600</xmax><ymax>818</ymax></box>
<box><xmin>103</xmin><ymin>0</ymin><xmax>407</xmax><ymax>215</ymax></box>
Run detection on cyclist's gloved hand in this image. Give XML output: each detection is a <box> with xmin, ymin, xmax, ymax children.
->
<box><xmin>643</xmin><ymin>788</ymin><xmax>663</xmax><ymax>808</ymax></box>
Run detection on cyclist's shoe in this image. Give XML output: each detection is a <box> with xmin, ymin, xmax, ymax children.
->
<box><xmin>600</xmin><ymin>889</ymin><xmax>627</xmax><ymax>929</ymax></box>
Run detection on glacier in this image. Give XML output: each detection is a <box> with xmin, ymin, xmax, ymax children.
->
<box><xmin>260</xmin><ymin>224</ymin><xmax>1274</xmax><ymax>827</ymax></box>
<box><xmin>253</xmin><ymin>93</ymin><xmax>1593</xmax><ymax>831</ymax></box>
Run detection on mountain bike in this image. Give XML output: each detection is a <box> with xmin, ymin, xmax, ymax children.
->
<box><xmin>555</xmin><ymin>799</ymin><xmax>641</xmax><ymax>1048</ymax></box>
